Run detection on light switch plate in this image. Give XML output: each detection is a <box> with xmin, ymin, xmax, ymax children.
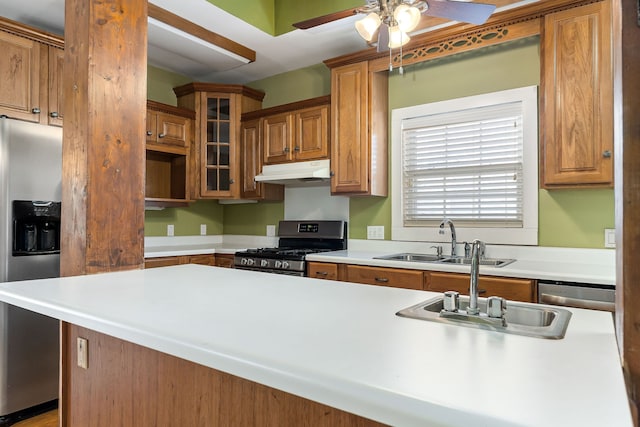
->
<box><xmin>200</xmin><ymin>224</ymin><xmax>207</xmax><ymax>236</ymax></box>
<box><xmin>77</xmin><ymin>337</ymin><xmax>88</xmax><ymax>369</ymax></box>
<box><xmin>604</xmin><ymin>229</ymin><xmax>616</xmax><ymax>248</ymax></box>
<box><xmin>367</xmin><ymin>225</ymin><xmax>384</xmax><ymax>240</ymax></box>
<box><xmin>167</xmin><ymin>224</ymin><xmax>174</xmax><ymax>237</ymax></box>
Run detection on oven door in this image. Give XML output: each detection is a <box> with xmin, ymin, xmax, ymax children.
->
<box><xmin>538</xmin><ymin>281</ymin><xmax>615</xmax><ymax>312</ymax></box>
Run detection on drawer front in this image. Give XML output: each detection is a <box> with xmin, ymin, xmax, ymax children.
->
<box><xmin>346</xmin><ymin>265</ymin><xmax>423</xmax><ymax>290</ymax></box>
<box><xmin>188</xmin><ymin>254</ymin><xmax>215</xmax><ymax>266</ymax></box>
<box><xmin>214</xmin><ymin>254</ymin><xmax>235</xmax><ymax>268</ymax></box>
<box><xmin>307</xmin><ymin>262</ymin><xmax>339</xmax><ymax>280</ymax></box>
<box><xmin>426</xmin><ymin>272</ymin><xmax>535</xmax><ymax>302</ymax></box>
<box><xmin>144</xmin><ymin>256</ymin><xmax>187</xmax><ymax>269</ymax></box>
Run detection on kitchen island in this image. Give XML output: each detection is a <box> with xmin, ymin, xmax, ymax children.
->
<box><xmin>0</xmin><ymin>265</ymin><xmax>631</xmax><ymax>426</ymax></box>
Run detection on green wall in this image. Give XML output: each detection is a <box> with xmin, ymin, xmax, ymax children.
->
<box><xmin>145</xmin><ymin>38</ymin><xmax>614</xmax><ymax>247</ymax></box>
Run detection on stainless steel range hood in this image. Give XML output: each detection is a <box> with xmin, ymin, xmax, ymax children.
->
<box><xmin>254</xmin><ymin>159</ymin><xmax>331</xmax><ymax>186</ymax></box>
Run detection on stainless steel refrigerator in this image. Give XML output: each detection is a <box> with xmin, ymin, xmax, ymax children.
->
<box><xmin>0</xmin><ymin>117</ymin><xmax>61</xmax><ymax>418</ymax></box>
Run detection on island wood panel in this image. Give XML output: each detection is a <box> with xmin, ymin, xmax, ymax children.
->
<box><xmin>425</xmin><ymin>272</ymin><xmax>536</xmax><ymax>303</ymax></box>
<box><xmin>61</xmin><ymin>323</ymin><xmax>386</xmax><ymax>427</ymax></box>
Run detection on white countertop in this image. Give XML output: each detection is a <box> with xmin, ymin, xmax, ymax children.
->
<box><xmin>0</xmin><ymin>265</ymin><xmax>630</xmax><ymax>427</ymax></box>
<box><xmin>307</xmin><ymin>242</ymin><xmax>615</xmax><ymax>286</ymax></box>
<box><xmin>144</xmin><ymin>235</ymin><xmax>277</xmax><ymax>257</ymax></box>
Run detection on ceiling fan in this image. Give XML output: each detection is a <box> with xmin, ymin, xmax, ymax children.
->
<box><xmin>293</xmin><ymin>0</ymin><xmax>497</xmax><ymax>53</ymax></box>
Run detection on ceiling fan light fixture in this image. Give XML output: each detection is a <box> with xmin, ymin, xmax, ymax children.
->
<box><xmin>388</xmin><ymin>25</ymin><xmax>410</xmax><ymax>49</ymax></box>
<box><xmin>355</xmin><ymin>12</ymin><xmax>382</xmax><ymax>42</ymax></box>
<box><xmin>393</xmin><ymin>4</ymin><xmax>421</xmax><ymax>33</ymax></box>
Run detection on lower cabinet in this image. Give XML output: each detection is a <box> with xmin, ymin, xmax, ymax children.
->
<box><xmin>144</xmin><ymin>254</ymin><xmax>216</xmax><ymax>269</ymax></box>
<box><xmin>214</xmin><ymin>254</ymin><xmax>235</xmax><ymax>268</ymax></box>
<box><xmin>425</xmin><ymin>272</ymin><xmax>535</xmax><ymax>303</ymax></box>
<box><xmin>307</xmin><ymin>262</ymin><xmax>340</xmax><ymax>281</ymax></box>
<box><xmin>345</xmin><ymin>265</ymin><xmax>423</xmax><ymax>291</ymax></box>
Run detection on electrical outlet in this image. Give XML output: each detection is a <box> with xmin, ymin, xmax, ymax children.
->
<box><xmin>200</xmin><ymin>224</ymin><xmax>207</xmax><ymax>236</ymax></box>
<box><xmin>266</xmin><ymin>225</ymin><xmax>276</xmax><ymax>237</ymax></box>
<box><xmin>77</xmin><ymin>337</ymin><xmax>88</xmax><ymax>369</ymax></box>
<box><xmin>604</xmin><ymin>229</ymin><xmax>616</xmax><ymax>248</ymax></box>
<box><xmin>167</xmin><ymin>224</ymin><xmax>174</xmax><ymax>237</ymax></box>
<box><xmin>367</xmin><ymin>225</ymin><xmax>384</xmax><ymax>240</ymax></box>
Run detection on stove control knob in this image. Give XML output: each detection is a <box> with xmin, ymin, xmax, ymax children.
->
<box><xmin>247</xmin><ymin>258</ymin><xmax>255</xmax><ymax>266</ymax></box>
<box><xmin>240</xmin><ymin>258</ymin><xmax>248</xmax><ymax>265</ymax></box>
<box><xmin>282</xmin><ymin>261</ymin><xmax>290</xmax><ymax>269</ymax></box>
<box><xmin>260</xmin><ymin>259</ymin><xmax>269</xmax><ymax>267</ymax></box>
<box><xmin>274</xmin><ymin>260</ymin><xmax>282</xmax><ymax>268</ymax></box>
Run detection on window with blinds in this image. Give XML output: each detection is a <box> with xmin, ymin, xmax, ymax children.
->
<box><xmin>401</xmin><ymin>102</ymin><xmax>524</xmax><ymax>227</ymax></box>
<box><xmin>391</xmin><ymin>85</ymin><xmax>538</xmax><ymax>245</ymax></box>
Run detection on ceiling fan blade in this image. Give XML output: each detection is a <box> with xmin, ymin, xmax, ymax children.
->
<box><xmin>377</xmin><ymin>23</ymin><xmax>390</xmax><ymax>52</ymax></box>
<box><xmin>425</xmin><ymin>0</ymin><xmax>497</xmax><ymax>25</ymax></box>
<box><xmin>292</xmin><ymin>8</ymin><xmax>359</xmax><ymax>30</ymax></box>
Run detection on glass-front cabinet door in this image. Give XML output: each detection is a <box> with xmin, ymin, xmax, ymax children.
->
<box><xmin>204</xmin><ymin>95</ymin><xmax>232</xmax><ymax>195</ymax></box>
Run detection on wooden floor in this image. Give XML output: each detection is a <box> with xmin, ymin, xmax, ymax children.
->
<box><xmin>12</xmin><ymin>410</ymin><xmax>58</xmax><ymax>427</ymax></box>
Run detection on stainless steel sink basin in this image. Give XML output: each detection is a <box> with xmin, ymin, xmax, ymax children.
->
<box><xmin>374</xmin><ymin>252</ymin><xmax>445</xmax><ymax>262</ymax></box>
<box><xmin>439</xmin><ymin>257</ymin><xmax>516</xmax><ymax>267</ymax></box>
<box><xmin>373</xmin><ymin>253</ymin><xmax>515</xmax><ymax>268</ymax></box>
<box><xmin>397</xmin><ymin>295</ymin><xmax>572</xmax><ymax>339</ymax></box>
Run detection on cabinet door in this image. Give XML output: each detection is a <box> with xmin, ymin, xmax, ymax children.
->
<box><xmin>541</xmin><ymin>0</ymin><xmax>613</xmax><ymax>188</ymax></box>
<box><xmin>146</xmin><ymin>110</ymin><xmax>158</xmax><ymax>143</ymax></box>
<box><xmin>144</xmin><ymin>256</ymin><xmax>187</xmax><ymax>269</ymax></box>
<box><xmin>0</xmin><ymin>30</ymin><xmax>42</xmax><ymax>123</ymax></box>
<box><xmin>330</xmin><ymin>62</ymin><xmax>388</xmax><ymax>196</ymax></box>
<box><xmin>307</xmin><ymin>262</ymin><xmax>339</xmax><ymax>281</ymax></box>
<box><xmin>200</xmin><ymin>93</ymin><xmax>237</xmax><ymax>197</ymax></box>
<box><xmin>47</xmin><ymin>46</ymin><xmax>64</xmax><ymax>127</ymax></box>
<box><xmin>214</xmin><ymin>254</ymin><xmax>235</xmax><ymax>268</ymax></box>
<box><xmin>295</xmin><ymin>105</ymin><xmax>328</xmax><ymax>161</ymax></box>
<box><xmin>155</xmin><ymin>112</ymin><xmax>189</xmax><ymax>147</ymax></box>
<box><xmin>425</xmin><ymin>272</ymin><xmax>535</xmax><ymax>303</ymax></box>
<box><xmin>346</xmin><ymin>265</ymin><xmax>423</xmax><ymax>290</ymax></box>
<box><xmin>241</xmin><ymin>119</ymin><xmax>262</xmax><ymax>198</ymax></box>
<box><xmin>188</xmin><ymin>254</ymin><xmax>215</xmax><ymax>266</ymax></box>
<box><xmin>263</xmin><ymin>113</ymin><xmax>293</xmax><ymax>164</ymax></box>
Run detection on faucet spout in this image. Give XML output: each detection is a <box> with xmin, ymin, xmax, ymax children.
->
<box><xmin>467</xmin><ymin>239</ymin><xmax>483</xmax><ymax>315</ymax></box>
<box><xmin>439</xmin><ymin>218</ymin><xmax>457</xmax><ymax>257</ymax></box>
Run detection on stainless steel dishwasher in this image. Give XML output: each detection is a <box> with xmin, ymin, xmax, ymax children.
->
<box><xmin>537</xmin><ymin>281</ymin><xmax>615</xmax><ymax>312</ymax></box>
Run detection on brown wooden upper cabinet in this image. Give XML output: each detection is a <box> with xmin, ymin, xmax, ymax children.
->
<box><xmin>262</xmin><ymin>103</ymin><xmax>329</xmax><ymax>164</ymax></box>
<box><xmin>144</xmin><ymin>101</ymin><xmax>195</xmax><ymax>208</ymax></box>
<box><xmin>540</xmin><ymin>0</ymin><xmax>613</xmax><ymax>188</ymax></box>
<box><xmin>240</xmin><ymin>118</ymin><xmax>283</xmax><ymax>201</ymax></box>
<box><xmin>174</xmin><ymin>83</ymin><xmax>264</xmax><ymax>199</ymax></box>
<box><xmin>329</xmin><ymin>61</ymin><xmax>388</xmax><ymax>196</ymax></box>
<box><xmin>0</xmin><ymin>18</ymin><xmax>64</xmax><ymax>126</ymax></box>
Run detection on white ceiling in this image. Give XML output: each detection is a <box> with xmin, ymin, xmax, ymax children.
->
<box><xmin>0</xmin><ymin>0</ymin><xmax>369</xmax><ymax>84</ymax></box>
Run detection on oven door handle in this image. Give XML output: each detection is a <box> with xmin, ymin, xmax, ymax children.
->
<box><xmin>539</xmin><ymin>293</ymin><xmax>615</xmax><ymax>312</ymax></box>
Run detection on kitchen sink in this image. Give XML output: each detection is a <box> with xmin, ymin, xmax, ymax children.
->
<box><xmin>373</xmin><ymin>253</ymin><xmax>515</xmax><ymax>268</ymax></box>
<box><xmin>374</xmin><ymin>252</ymin><xmax>446</xmax><ymax>262</ymax></box>
<box><xmin>439</xmin><ymin>257</ymin><xmax>516</xmax><ymax>267</ymax></box>
<box><xmin>397</xmin><ymin>295</ymin><xmax>572</xmax><ymax>339</ymax></box>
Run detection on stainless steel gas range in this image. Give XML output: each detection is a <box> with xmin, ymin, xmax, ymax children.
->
<box><xmin>234</xmin><ymin>220</ymin><xmax>347</xmax><ymax>276</ymax></box>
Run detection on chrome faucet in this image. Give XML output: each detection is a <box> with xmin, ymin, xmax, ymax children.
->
<box><xmin>439</xmin><ymin>218</ymin><xmax>457</xmax><ymax>257</ymax></box>
<box><xmin>467</xmin><ymin>239</ymin><xmax>483</xmax><ymax>315</ymax></box>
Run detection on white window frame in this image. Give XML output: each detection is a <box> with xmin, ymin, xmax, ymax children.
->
<box><xmin>391</xmin><ymin>86</ymin><xmax>539</xmax><ymax>245</ymax></box>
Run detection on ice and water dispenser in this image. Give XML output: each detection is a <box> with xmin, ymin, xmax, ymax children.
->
<box><xmin>12</xmin><ymin>200</ymin><xmax>61</xmax><ymax>255</ymax></box>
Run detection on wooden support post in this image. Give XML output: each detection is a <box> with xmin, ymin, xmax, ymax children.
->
<box><xmin>60</xmin><ymin>0</ymin><xmax>147</xmax><ymax>277</ymax></box>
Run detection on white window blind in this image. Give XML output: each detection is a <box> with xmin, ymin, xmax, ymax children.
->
<box><xmin>401</xmin><ymin>101</ymin><xmax>524</xmax><ymax>227</ymax></box>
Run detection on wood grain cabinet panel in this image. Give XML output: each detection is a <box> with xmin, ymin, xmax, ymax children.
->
<box><xmin>214</xmin><ymin>254</ymin><xmax>235</xmax><ymax>268</ymax></box>
<box><xmin>425</xmin><ymin>271</ymin><xmax>536</xmax><ymax>303</ymax></box>
<box><xmin>240</xmin><ymin>118</ymin><xmax>283</xmax><ymax>201</ymax></box>
<box><xmin>144</xmin><ymin>256</ymin><xmax>187</xmax><ymax>269</ymax></box>
<box><xmin>0</xmin><ymin>29</ymin><xmax>42</xmax><ymax>123</ymax></box>
<box><xmin>330</xmin><ymin>61</ymin><xmax>388</xmax><ymax>196</ymax></box>
<box><xmin>346</xmin><ymin>265</ymin><xmax>423</xmax><ymax>290</ymax></box>
<box><xmin>187</xmin><ymin>254</ymin><xmax>215</xmax><ymax>266</ymax></box>
<box><xmin>541</xmin><ymin>0</ymin><xmax>613</xmax><ymax>188</ymax></box>
<box><xmin>307</xmin><ymin>262</ymin><xmax>339</xmax><ymax>281</ymax></box>
<box><xmin>47</xmin><ymin>46</ymin><xmax>64</xmax><ymax>126</ymax></box>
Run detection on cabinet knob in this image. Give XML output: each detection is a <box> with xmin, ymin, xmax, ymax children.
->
<box><xmin>49</xmin><ymin>112</ymin><xmax>59</xmax><ymax>118</ymax></box>
<box><xmin>158</xmin><ymin>133</ymin><xmax>166</xmax><ymax>138</ymax></box>
<box><xmin>146</xmin><ymin>131</ymin><xmax>153</xmax><ymax>136</ymax></box>
<box><xmin>229</xmin><ymin>179</ymin><xmax>235</xmax><ymax>184</ymax></box>
<box><xmin>294</xmin><ymin>146</ymin><xmax>300</xmax><ymax>152</ymax></box>
<box><xmin>330</xmin><ymin>171</ymin><xmax>335</xmax><ymax>177</ymax></box>
<box><xmin>31</xmin><ymin>107</ymin><xmax>41</xmax><ymax>114</ymax></box>
<box><xmin>374</xmin><ymin>277</ymin><xmax>389</xmax><ymax>283</ymax></box>
<box><xmin>284</xmin><ymin>147</ymin><xmax>290</xmax><ymax>153</ymax></box>
<box><xmin>603</xmin><ymin>150</ymin><xmax>612</xmax><ymax>158</ymax></box>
